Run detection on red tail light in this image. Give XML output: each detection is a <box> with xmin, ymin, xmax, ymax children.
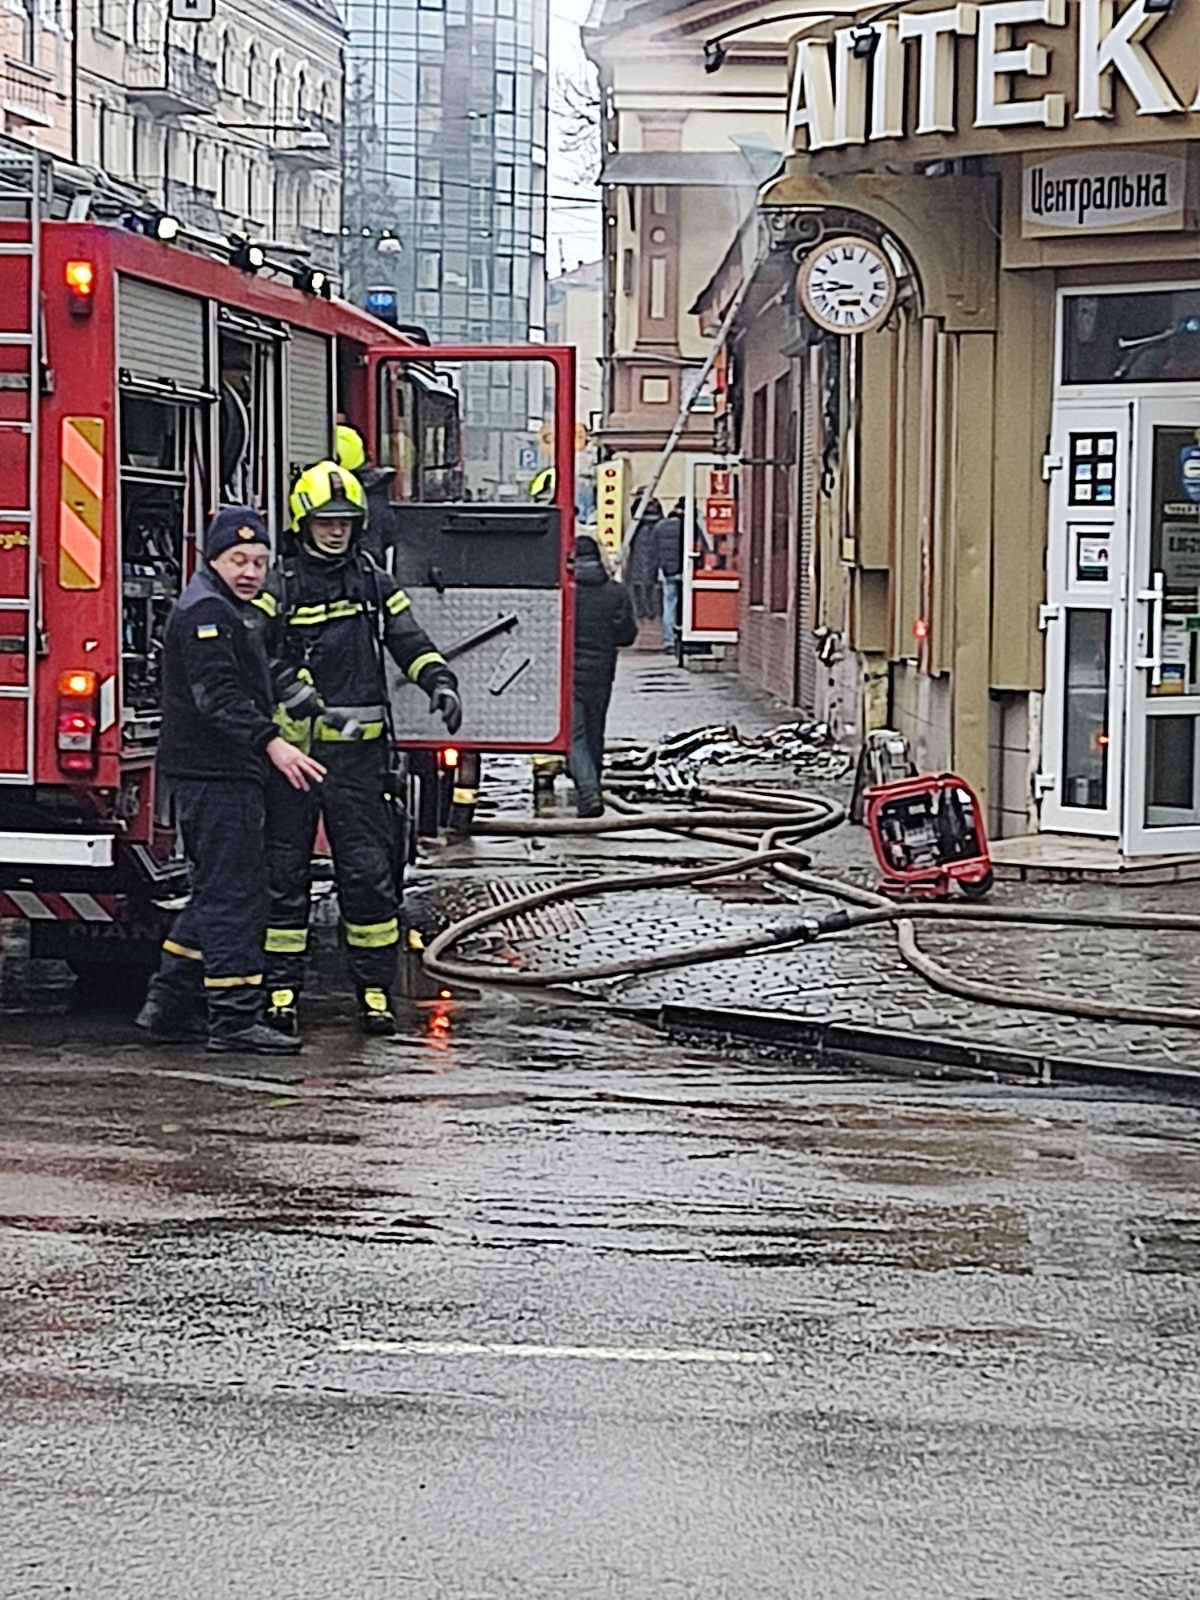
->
<box><xmin>440</xmin><ymin>746</ymin><xmax>460</xmax><ymax>770</ymax></box>
<box><xmin>57</xmin><ymin>669</ymin><xmax>98</xmax><ymax>774</ymax></box>
<box><xmin>65</xmin><ymin>259</ymin><xmax>96</xmax><ymax>319</ymax></box>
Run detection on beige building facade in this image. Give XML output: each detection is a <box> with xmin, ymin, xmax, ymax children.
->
<box><xmin>583</xmin><ymin>0</ymin><xmax>798</xmax><ymax>516</ymax></box>
<box><xmin>0</xmin><ymin>0</ymin><xmax>343</xmax><ymax>260</ymax></box>
<box><xmin>755</xmin><ymin>0</ymin><xmax>1200</xmax><ymax>852</ymax></box>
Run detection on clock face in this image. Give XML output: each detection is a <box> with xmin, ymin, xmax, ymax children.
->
<box><xmin>798</xmin><ymin>236</ymin><xmax>897</xmax><ymax>335</ymax></box>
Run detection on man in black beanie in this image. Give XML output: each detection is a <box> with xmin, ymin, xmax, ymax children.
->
<box><xmin>136</xmin><ymin>507</ymin><xmax>325</xmax><ymax>1055</ymax></box>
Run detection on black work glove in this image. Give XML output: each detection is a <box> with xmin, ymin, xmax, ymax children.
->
<box><xmin>431</xmin><ymin>683</ymin><xmax>463</xmax><ymax>735</ymax></box>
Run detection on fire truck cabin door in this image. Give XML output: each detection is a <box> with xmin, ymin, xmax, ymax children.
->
<box><xmin>368</xmin><ymin>345</ymin><xmax>575</xmax><ymax>754</ymax></box>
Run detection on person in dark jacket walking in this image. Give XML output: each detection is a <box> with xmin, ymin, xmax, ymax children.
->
<box><xmin>569</xmin><ymin>535</ymin><xmax>637</xmax><ymax>818</ymax></box>
<box><xmin>625</xmin><ymin>494</ymin><xmax>662</xmax><ymax>622</ymax></box>
<box><xmin>254</xmin><ymin>459</ymin><xmax>462</xmax><ymax>1039</ymax></box>
<box><xmin>136</xmin><ymin>508</ymin><xmax>326</xmax><ymax>1055</ymax></box>
<box><xmin>654</xmin><ymin>499</ymin><xmax>685</xmax><ymax>653</ymax></box>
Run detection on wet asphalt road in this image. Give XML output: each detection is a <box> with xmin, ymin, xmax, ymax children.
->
<box><xmin>2</xmin><ymin>1002</ymin><xmax>1200</xmax><ymax>1599</ymax></box>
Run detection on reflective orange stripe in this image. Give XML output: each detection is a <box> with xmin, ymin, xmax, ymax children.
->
<box><xmin>59</xmin><ymin>417</ymin><xmax>103</xmax><ymax>591</ymax></box>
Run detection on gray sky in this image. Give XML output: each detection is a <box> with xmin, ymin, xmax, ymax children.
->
<box><xmin>549</xmin><ymin>0</ymin><xmax>602</xmax><ymax>271</ymax></box>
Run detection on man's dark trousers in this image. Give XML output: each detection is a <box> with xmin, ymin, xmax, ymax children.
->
<box><xmin>146</xmin><ymin>779</ymin><xmax>268</xmax><ymax>1038</ymax></box>
<box><xmin>568</xmin><ymin>684</ymin><xmax>612</xmax><ymax>811</ymax></box>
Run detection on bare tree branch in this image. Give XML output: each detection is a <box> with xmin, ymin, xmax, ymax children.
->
<box><xmin>552</xmin><ymin>64</ymin><xmax>601</xmax><ymax>183</ymax></box>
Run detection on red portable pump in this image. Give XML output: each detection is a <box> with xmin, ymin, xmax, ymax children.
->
<box><xmin>864</xmin><ymin>773</ymin><xmax>994</xmax><ymax>900</ymax></box>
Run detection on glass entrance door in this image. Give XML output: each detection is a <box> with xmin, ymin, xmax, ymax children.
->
<box><xmin>1040</xmin><ymin>404</ymin><xmax>1130</xmax><ymax>837</ymax></box>
<box><xmin>1125</xmin><ymin>399</ymin><xmax>1200</xmax><ymax>854</ymax></box>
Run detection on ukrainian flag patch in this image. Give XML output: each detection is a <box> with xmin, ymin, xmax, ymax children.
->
<box><xmin>196</xmin><ymin>624</ymin><xmax>219</xmax><ymax>639</ymax></box>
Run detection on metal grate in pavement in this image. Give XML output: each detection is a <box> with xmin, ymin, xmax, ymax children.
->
<box><xmin>485</xmin><ymin>876</ymin><xmax>586</xmax><ymax>944</ymax></box>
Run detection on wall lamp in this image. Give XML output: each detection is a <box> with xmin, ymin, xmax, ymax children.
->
<box><xmin>702</xmin><ymin>11</ymin><xmax>827</xmax><ymax>73</ymax></box>
<box><xmin>705</xmin><ymin>1</ymin><xmax>913</xmax><ymax>72</ymax></box>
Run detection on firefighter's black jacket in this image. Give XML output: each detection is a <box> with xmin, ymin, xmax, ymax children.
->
<box><xmin>158</xmin><ymin>568</ymin><xmax>278</xmax><ymax>782</ymax></box>
<box><xmin>254</xmin><ymin>544</ymin><xmax>455</xmax><ymax>737</ymax></box>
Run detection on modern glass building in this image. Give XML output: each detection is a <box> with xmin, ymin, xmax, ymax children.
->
<box><xmin>341</xmin><ymin>0</ymin><xmax>549</xmax><ymax>347</ymax></box>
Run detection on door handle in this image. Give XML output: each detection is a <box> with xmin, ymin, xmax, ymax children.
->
<box><xmin>1135</xmin><ymin>569</ymin><xmax>1165</xmax><ymax>687</ymax></box>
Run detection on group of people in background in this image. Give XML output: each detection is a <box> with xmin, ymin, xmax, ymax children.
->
<box><xmin>624</xmin><ymin>495</ymin><xmax>686</xmax><ymax>655</ymax></box>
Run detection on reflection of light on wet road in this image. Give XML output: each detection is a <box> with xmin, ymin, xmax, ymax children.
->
<box><xmin>422</xmin><ymin>994</ymin><xmax>457</xmax><ymax>1052</ymax></box>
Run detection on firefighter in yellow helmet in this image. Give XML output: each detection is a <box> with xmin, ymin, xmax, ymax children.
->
<box><xmin>335</xmin><ymin>421</ymin><xmax>367</xmax><ymax>474</ymax></box>
<box><xmin>253</xmin><ymin>460</ymin><xmax>462</xmax><ymax>1038</ymax></box>
<box><xmin>529</xmin><ymin>466</ymin><xmax>555</xmax><ymax>502</ymax></box>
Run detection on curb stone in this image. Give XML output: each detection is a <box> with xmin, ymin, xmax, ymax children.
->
<box><xmin>624</xmin><ymin>1001</ymin><xmax>1200</xmax><ymax>1103</ymax></box>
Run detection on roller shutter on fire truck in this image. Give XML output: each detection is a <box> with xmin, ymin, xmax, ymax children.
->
<box><xmin>116</xmin><ymin>277</ymin><xmax>206</xmax><ymax>392</ymax></box>
<box><xmin>286</xmin><ymin>328</ymin><xmax>332</xmax><ymax>475</ymax></box>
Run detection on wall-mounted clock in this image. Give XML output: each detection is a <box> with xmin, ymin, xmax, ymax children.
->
<box><xmin>796</xmin><ymin>235</ymin><xmax>898</xmax><ymax>336</ymax></box>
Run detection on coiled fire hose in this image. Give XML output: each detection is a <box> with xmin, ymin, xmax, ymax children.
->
<box><xmin>423</xmin><ymin>780</ymin><xmax>1200</xmax><ymax>1029</ymax></box>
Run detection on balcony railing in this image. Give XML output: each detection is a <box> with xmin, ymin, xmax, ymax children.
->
<box><xmin>270</xmin><ymin>113</ymin><xmax>340</xmax><ymax>172</ymax></box>
<box><xmin>1</xmin><ymin>59</ymin><xmax>53</xmax><ymax>128</ymax></box>
<box><xmin>126</xmin><ymin>44</ymin><xmax>219</xmax><ymax>118</ymax></box>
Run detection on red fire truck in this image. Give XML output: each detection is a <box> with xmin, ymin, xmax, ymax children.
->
<box><xmin>0</xmin><ymin>142</ymin><xmax>575</xmax><ymax>976</ymax></box>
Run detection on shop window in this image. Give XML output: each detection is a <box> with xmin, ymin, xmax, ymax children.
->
<box><xmin>770</xmin><ymin>373</ymin><xmax>791</xmax><ymax>613</ymax></box>
<box><xmin>1063</xmin><ymin>290</ymin><xmax>1200</xmax><ymax>385</ymax></box>
<box><xmin>748</xmin><ymin>385</ymin><xmax>768</xmax><ymax>607</ymax></box>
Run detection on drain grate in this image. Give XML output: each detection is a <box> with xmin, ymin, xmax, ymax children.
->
<box><xmin>485</xmin><ymin>877</ymin><xmax>586</xmax><ymax>943</ymax></box>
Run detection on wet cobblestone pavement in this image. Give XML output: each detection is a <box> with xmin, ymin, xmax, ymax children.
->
<box><xmin>429</xmin><ymin>653</ymin><xmax>1200</xmax><ymax>1079</ymax></box>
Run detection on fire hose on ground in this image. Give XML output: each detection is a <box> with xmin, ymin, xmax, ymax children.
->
<box><xmin>422</xmin><ymin>779</ymin><xmax>1200</xmax><ymax>1031</ymax></box>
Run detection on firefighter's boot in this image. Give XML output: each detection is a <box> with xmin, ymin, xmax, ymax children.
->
<box><xmin>135</xmin><ymin>996</ymin><xmax>207</xmax><ymax>1044</ymax></box>
<box><xmin>359</xmin><ymin>987</ymin><xmax>397</xmax><ymax>1037</ymax></box>
<box><xmin>265</xmin><ymin>987</ymin><xmax>301</xmax><ymax>1038</ymax></box>
<box><xmin>207</xmin><ymin>1024</ymin><xmax>303</xmax><ymax>1056</ymax></box>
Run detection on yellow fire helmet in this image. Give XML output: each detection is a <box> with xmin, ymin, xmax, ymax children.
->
<box><xmin>289</xmin><ymin>459</ymin><xmax>368</xmax><ymax>534</ymax></box>
<box><xmin>335</xmin><ymin>422</ymin><xmax>367</xmax><ymax>473</ymax></box>
<box><xmin>529</xmin><ymin>466</ymin><xmax>555</xmax><ymax>501</ymax></box>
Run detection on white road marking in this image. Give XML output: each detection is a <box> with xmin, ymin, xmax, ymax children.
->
<box><xmin>338</xmin><ymin>1339</ymin><xmax>775</xmax><ymax>1366</ymax></box>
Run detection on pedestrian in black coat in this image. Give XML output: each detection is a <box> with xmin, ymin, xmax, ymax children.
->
<box><xmin>654</xmin><ymin>500</ymin><xmax>686</xmax><ymax>653</ymax></box>
<box><xmin>626</xmin><ymin>495</ymin><xmax>662</xmax><ymax>622</ymax></box>
<box><xmin>569</xmin><ymin>535</ymin><xmax>637</xmax><ymax>818</ymax></box>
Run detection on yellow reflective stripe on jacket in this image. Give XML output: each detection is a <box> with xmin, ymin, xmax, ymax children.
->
<box><xmin>252</xmin><ymin>592</ymin><xmax>278</xmax><ymax>618</ymax></box>
<box><xmin>265</xmin><ymin>927</ymin><xmax>309</xmax><ymax>954</ymax></box>
<box><xmin>344</xmin><ymin>917</ymin><xmax>399</xmax><ymax>950</ymax></box>
<box><xmin>203</xmin><ymin>973</ymin><xmax>264</xmax><ymax>989</ymax></box>
<box><xmin>452</xmin><ymin>787</ymin><xmax>477</xmax><ymax>806</ymax></box>
<box><xmin>288</xmin><ymin>599</ymin><xmax>365</xmax><ymax>626</ymax></box>
<box><xmin>273</xmin><ymin>705</ymin><xmax>314</xmax><ymax>752</ymax></box>
<box><xmin>406</xmin><ymin>650</ymin><xmax>446</xmax><ymax>683</ymax></box>
<box><xmin>163</xmin><ymin>938</ymin><xmax>202</xmax><ymax>961</ymax></box>
<box><xmin>386</xmin><ymin>590</ymin><xmax>411</xmax><ymax>616</ymax></box>
<box><xmin>315</xmin><ymin>719</ymin><xmax>385</xmax><ymax>742</ymax></box>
